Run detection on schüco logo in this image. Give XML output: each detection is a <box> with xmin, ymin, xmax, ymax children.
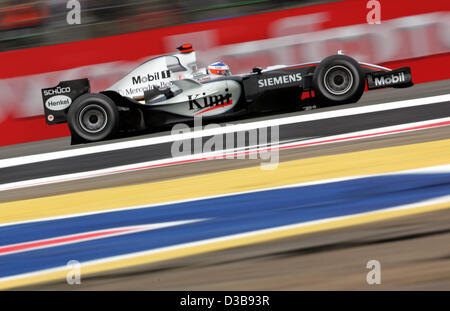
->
<box><xmin>132</xmin><ymin>70</ymin><xmax>171</xmax><ymax>85</ymax></box>
<box><xmin>43</xmin><ymin>86</ymin><xmax>71</xmax><ymax>96</ymax></box>
<box><xmin>45</xmin><ymin>95</ymin><xmax>72</xmax><ymax>111</ymax></box>
<box><xmin>374</xmin><ymin>72</ymin><xmax>406</xmax><ymax>87</ymax></box>
<box><xmin>258</xmin><ymin>73</ymin><xmax>302</xmax><ymax>88</ymax></box>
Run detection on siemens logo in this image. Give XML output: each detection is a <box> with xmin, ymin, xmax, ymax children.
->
<box><xmin>258</xmin><ymin>73</ymin><xmax>302</xmax><ymax>88</ymax></box>
<box><xmin>374</xmin><ymin>72</ymin><xmax>406</xmax><ymax>87</ymax></box>
<box><xmin>132</xmin><ymin>70</ymin><xmax>171</xmax><ymax>85</ymax></box>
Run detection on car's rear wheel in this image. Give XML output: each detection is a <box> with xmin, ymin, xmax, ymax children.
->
<box><xmin>67</xmin><ymin>93</ymin><xmax>119</xmax><ymax>142</ymax></box>
<box><xmin>312</xmin><ymin>55</ymin><xmax>365</xmax><ymax>106</ymax></box>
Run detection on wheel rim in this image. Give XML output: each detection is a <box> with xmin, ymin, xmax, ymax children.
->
<box><xmin>323</xmin><ymin>65</ymin><xmax>354</xmax><ymax>95</ymax></box>
<box><xmin>78</xmin><ymin>104</ymin><xmax>108</xmax><ymax>134</ymax></box>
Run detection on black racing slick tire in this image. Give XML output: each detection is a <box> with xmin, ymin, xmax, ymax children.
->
<box><xmin>312</xmin><ymin>55</ymin><xmax>365</xmax><ymax>106</ymax></box>
<box><xmin>67</xmin><ymin>93</ymin><xmax>119</xmax><ymax>142</ymax></box>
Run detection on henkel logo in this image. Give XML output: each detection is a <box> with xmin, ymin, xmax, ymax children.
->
<box><xmin>188</xmin><ymin>89</ymin><xmax>232</xmax><ymax>115</ymax></box>
<box><xmin>132</xmin><ymin>70</ymin><xmax>171</xmax><ymax>85</ymax></box>
<box><xmin>374</xmin><ymin>72</ymin><xmax>405</xmax><ymax>87</ymax></box>
<box><xmin>43</xmin><ymin>86</ymin><xmax>71</xmax><ymax>96</ymax></box>
<box><xmin>45</xmin><ymin>95</ymin><xmax>72</xmax><ymax>111</ymax></box>
<box><xmin>258</xmin><ymin>73</ymin><xmax>302</xmax><ymax>88</ymax></box>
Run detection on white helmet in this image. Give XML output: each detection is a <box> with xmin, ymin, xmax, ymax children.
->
<box><xmin>208</xmin><ymin>62</ymin><xmax>231</xmax><ymax>76</ymax></box>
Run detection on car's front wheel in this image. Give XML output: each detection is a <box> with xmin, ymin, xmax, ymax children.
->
<box><xmin>312</xmin><ymin>55</ymin><xmax>365</xmax><ymax>106</ymax></box>
<box><xmin>67</xmin><ymin>93</ymin><xmax>119</xmax><ymax>142</ymax></box>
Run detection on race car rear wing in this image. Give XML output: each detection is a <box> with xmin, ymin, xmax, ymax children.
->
<box><xmin>41</xmin><ymin>79</ymin><xmax>90</xmax><ymax>125</ymax></box>
<box><xmin>366</xmin><ymin>67</ymin><xmax>413</xmax><ymax>90</ymax></box>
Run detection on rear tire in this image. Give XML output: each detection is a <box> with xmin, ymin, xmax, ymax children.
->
<box><xmin>312</xmin><ymin>55</ymin><xmax>365</xmax><ymax>106</ymax></box>
<box><xmin>67</xmin><ymin>93</ymin><xmax>119</xmax><ymax>142</ymax></box>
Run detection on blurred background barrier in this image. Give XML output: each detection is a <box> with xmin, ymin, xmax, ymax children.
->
<box><xmin>0</xmin><ymin>0</ymin><xmax>449</xmax><ymax>146</ymax></box>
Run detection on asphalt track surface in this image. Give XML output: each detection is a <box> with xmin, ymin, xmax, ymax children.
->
<box><xmin>1</xmin><ymin>80</ymin><xmax>450</xmax><ymax>290</ymax></box>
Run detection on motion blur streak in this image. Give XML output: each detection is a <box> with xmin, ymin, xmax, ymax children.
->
<box><xmin>0</xmin><ymin>167</ymin><xmax>449</xmax><ymax>289</ymax></box>
<box><xmin>0</xmin><ymin>219</ymin><xmax>205</xmax><ymax>256</ymax></box>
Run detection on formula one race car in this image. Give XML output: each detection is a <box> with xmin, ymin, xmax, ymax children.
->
<box><xmin>41</xmin><ymin>44</ymin><xmax>413</xmax><ymax>143</ymax></box>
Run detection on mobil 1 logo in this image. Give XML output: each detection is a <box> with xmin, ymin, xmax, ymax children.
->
<box><xmin>132</xmin><ymin>70</ymin><xmax>171</xmax><ymax>85</ymax></box>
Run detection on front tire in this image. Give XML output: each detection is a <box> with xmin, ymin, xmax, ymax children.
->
<box><xmin>312</xmin><ymin>55</ymin><xmax>365</xmax><ymax>106</ymax></box>
<box><xmin>67</xmin><ymin>93</ymin><xmax>119</xmax><ymax>142</ymax></box>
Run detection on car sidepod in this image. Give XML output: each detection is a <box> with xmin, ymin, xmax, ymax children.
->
<box><xmin>145</xmin><ymin>79</ymin><xmax>242</xmax><ymax>118</ymax></box>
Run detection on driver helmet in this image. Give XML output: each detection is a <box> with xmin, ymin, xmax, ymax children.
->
<box><xmin>208</xmin><ymin>62</ymin><xmax>231</xmax><ymax>76</ymax></box>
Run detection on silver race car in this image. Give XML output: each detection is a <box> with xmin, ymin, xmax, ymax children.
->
<box><xmin>41</xmin><ymin>44</ymin><xmax>413</xmax><ymax>143</ymax></box>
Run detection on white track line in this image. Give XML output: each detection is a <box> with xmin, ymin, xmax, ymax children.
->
<box><xmin>0</xmin><ymin>117</ymin><xmax>449</xmax><ymax>192</ymax></box>
<box><xmin>0</xmin><ymin>219</ymin><xmax>206</xmax><ymax>257</ymax></box>
<box><xmin>0</xmin><ymin>94</ymin><xmax>449</xmax><ymax>169</ymax></box>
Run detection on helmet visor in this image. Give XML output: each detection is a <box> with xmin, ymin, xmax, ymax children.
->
<box><xmin>209</xmin><ymin>68</ymin><xmax>231</xmax><ymax>76</ymax></box>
